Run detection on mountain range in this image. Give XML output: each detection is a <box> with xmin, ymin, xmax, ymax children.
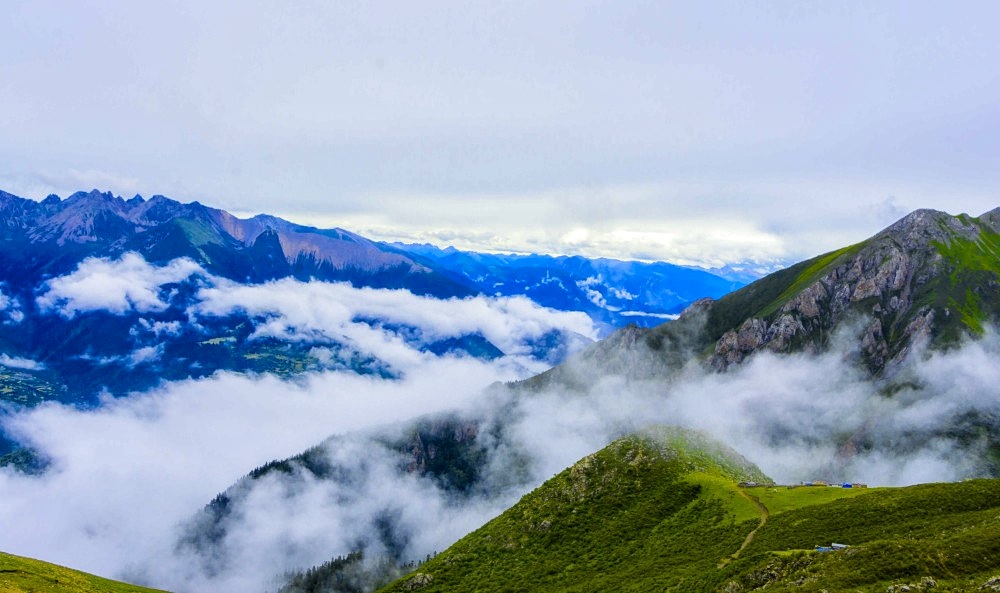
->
<box><xmin>393</xmin><ymin>243</ymin><xmax>743</xmax><ymax>329</ymax></box>
<box><xmin>0</xmin><ymin>188</ymin><xmax>744</xmax><ymax>458</ymax></box>
<box><xmin>0</xmin><ymin>188</ymin><xmax>742</xmax><ymax>330</ymax></box>
<box><xmin>0</xmin><ymin>188</ymin><xmax>741</xmax><ymax>401</ymax></box>
<box><xmin>3</xmin><ymin>197</ymin><xmax>1000</xmax><ymax>593</ymax></box>
<box><xmin>166</xmin><ymin>206</ymin><xmax>1000</xmax><ymax>593</ymax></box>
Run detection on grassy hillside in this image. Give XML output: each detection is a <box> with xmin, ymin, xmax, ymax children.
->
<box><xmin>378</xmin><ymin>430</ymin><xmax>1000</xmax><ymax>593</ymax></box>
<box><xmin>378</xmin><ymin>428</ymin><xmax>771</xmax><ymax>593</ymax></box>
<box><xmin>0</xmin><ymin>552</ymin><xmax>169</xmax><ymax>593</ymax></box>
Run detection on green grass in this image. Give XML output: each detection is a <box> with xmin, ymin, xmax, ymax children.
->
<box><xmin>378</xmin><ymin>430</ymin><xmax>769</xmax><ymax>593</ymax></box>
<box><xmin>0</xmin><ymin>552</ymin><xmax>169</xmax><ymax>593</ymax></box>
<box><xmin>173</xmin><ymin>217</ymin><xmax>223</xmax><ymax>248</ymax></box>
<box><xmin>758</xmin><ymin>242</ymin><xmax>865</xmax><ymax>318</ymax></box>
<box><xmin>746</xmin><ymin>484</ymin><xmax>880</xmax><ymax>515</ymax></box>
<box><xmin>728</xmin><ymin>480</ymin><xmax>1000</xmax><ymax>592</ymax></box>
<box><xmin>686</xmin><ymin>472</ymin><xmax>761</xmax><ymax>524</ymax></box>
<box><xmin>377</xmin><ymin>432</ymin><xmax>1000</xmax><ymax>593</ymax></box>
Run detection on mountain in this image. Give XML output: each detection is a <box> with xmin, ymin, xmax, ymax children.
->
<box><xmin>0</xmin><ymin>551</ymin><xmax>168</xmax><ymax>593</ymax></box>
<box><xmin>392</xmin><ymin>243</ymin><xmax>743</xmax><ymax>332</ymax></box>
<box><xmin>529</xmin><ymin>207</ymin><xmax>1000</xmax><ymax>389</ymax></box>
<box><xmin>181</xmin><ymin>206</ymin><xmax>1000</xmax><ymax>593</ymax></box>
<box><xmin>376</xmin><ymin>429</ymin><xmax>1000</xmax><ymax>593</ymax></box>
<box><xmin>695</xmin><ymin>261</ymin><xmax>789</xmax><ymax>284</ymax></box>
<box><xmin>707</xmin><ymin>208</ymin><xmax>1000</xmax><ymax>373</ymax></box>
<box><xmin>175</xmin><ymin>409</ymin><xmax>525</xmax><ymax>584</ymax></box>
<box><xmin>0</xmin><ymin>189</ymin><xmax>471</xmax><ymax>297</ymax></box>
<box><xmin>0</xmin><ymin>187</ymin><xmax>741</xmax><ymax>417</ymax></box>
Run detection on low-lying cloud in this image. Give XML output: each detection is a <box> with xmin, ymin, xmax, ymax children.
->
<box><xmin>194</xmin><ymin>277</ymin><xmax>596</xmax><ymax>370</ymax></box>
<box><xmin>31</xmin><ymin>253</ymin><xmax>597</xmax><ymax>375</ymax></box>
<box><xmin>0</xmin><ymin>356</ymin><xmax>525</xmax><ymax>592</ymax></box>
<box><xmin>36</xmin><ymin>253</ymin><xmax>206</xmax><ymax>318</ymax></box>
<box><xmin>2</xmin><ymin>266</ymin><xmax>999</xmax><ymax>593</ymax></box>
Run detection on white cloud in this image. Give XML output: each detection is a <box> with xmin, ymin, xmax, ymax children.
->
<box><xmin>0</xmin><ymin>355</ymin><xmax>45</xmax><ymax>371</ymax></box>
<box><xmin>0</xmin><ymin>355</ymin><xmax>526</xmax><ymax>592</ymax></box>
<box><xmin>36</xmin><ymin>253</ymin><xmax>205</xmax><ymax>318</ymax></box>
<box><xmin>193</xmin><ymin>278</ymin><xmax>596</xmax><ymax>370</ymax></box>
<box><xmin>0</xmin><ymin>287</ymin><xmax>24</xmax><ymax>324</ymax></box>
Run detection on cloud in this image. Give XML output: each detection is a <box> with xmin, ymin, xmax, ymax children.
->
<box><xmin>0</xmin><ymin>287</ymin><xmax>24</xmax><ymax>324</ymax></box>
<box><xmin>0</xmin><ymin>355</ymin><xmax>527</xmax><ymax>592</ymax></box>
<box><xmin>36</xmin><ymin>253</ymin><xmax>205</xmax><ymax>318</ymax></box>
<box><xmin>513</xmin><ymin>332</ymin><xmax>1000</xmax><ymax>487</ymax></box>
<box><xmin>5</xmin><ymin>3</ymin><xmax>1000</xmax><ymax>267</ymax></box>
<box><xmin>4</xmin><ymin>254</ymin><xmax>1000</xmax><ymax>593</ymax></box>
<box><xmin>0</xmin><ymin>354</ymin><xmax>45</xmax><ymax>371</ymax></box>
<box><xmin>192</xmin><ymin>277</ymin><xmax>596</xmax><ymax>372</ymax></box>
<box><xmin>32</xmin><ymin>254</ymin><xmax>596</xmax><ymax>377</ymax></box>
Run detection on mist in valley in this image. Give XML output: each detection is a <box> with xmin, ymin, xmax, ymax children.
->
<box><xmin>1</xmin><ymin>257</ymin><xmax>999</xmax><ymax>593</ymax></box>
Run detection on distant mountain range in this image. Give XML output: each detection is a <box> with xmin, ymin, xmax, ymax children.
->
<box><xmin>393</xmin><ymin>243</ymin><xmax>744</xmax><ymax>330</ymax></box>
<box><xmin>0</xmin><ymin>188</ymin><xmax>745</xmax><ymax>332</ymax></box>
<box><xmin>0</xmin><ymin>187</ymin><xmax>744</xmax><ymax>459</ymax></box>
<box><xmin>0</xmin><ymin>188</ymin><xmax>472</xmax><ymax>297</ymax></box>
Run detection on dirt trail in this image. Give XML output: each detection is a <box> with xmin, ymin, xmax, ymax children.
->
<box><xmin>717</xmin><ymin>488</ymin><xmax>769</xmax><ymax>568</ymax></box>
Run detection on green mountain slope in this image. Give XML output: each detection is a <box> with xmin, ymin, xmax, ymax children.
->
<box><xmin>377</xmin><ymin>429</ymin><xmax>1000</xmax><ymax>593</ymax></box>
<box><xmin>0</xmin><ymin>552</ymin><xmax>169</xmax><ymax>593</ymax></box>
<box><xmin>378</xmin><ymin>427</ymin><xmax>769</xmax><ymax>593</ymax></box>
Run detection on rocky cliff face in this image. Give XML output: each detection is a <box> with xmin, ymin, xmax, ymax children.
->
<box><xmin>523</xmin><ymin>207</ymin><xmax>1000</xmax><ymax>388</ymax></box>
<box><xmin>710</xmin><ymin>208</ymin><xmax>1000</xmax><ymax>374</ymax></box>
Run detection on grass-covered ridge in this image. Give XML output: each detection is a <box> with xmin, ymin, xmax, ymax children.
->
<box><xmin>378</xmin><ymin>429</ymin><xmax>1000</xmax><ymax>593</ymax></box>
<box><xmin>378</xmin><ymin>427</ymin><xmax>771</xmax><ymax>593</ymax></box>
<box><xmin>0</xmin><ymin>552</ymin><xmax>169</xmax><ymax>593</ymax></box>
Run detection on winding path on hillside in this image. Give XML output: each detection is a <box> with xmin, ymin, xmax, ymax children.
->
<box><xmin>718</xmin><ymin>488</ymin><xmax>770</xmax><ymax>568</ymax></box>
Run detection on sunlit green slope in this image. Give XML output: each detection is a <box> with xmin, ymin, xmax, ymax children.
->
<box><xmin>0</xmin><ymin>552</ymin><xmax>168</xmax><ymax>593</ymax></box>
<box><xmin>378</xmin><ymin>429</ymin><xmax>1000</xmax><ymax>593</ymax></box>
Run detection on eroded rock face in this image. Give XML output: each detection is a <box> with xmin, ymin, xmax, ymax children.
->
<box><xmin>709</xmin><ymin>208</ymin><xmax>994</xmax><ymax>374</ymax></box>
<box><xmin>402</xmin><ymin>573</ymin><xmax>433</xmax><ymax>590</ymax></box>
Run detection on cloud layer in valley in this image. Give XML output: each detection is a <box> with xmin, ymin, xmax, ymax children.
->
<box><xmin>3</xmin><ymin>257</ymin><xmax>999</xmax><ymax>593</ymax></box>
<box><xmin>33</xmin><ymin>253</ymin><xmax>597</xmax><ymax>373</ymax></box>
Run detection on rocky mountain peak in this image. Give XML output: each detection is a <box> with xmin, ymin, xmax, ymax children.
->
<box><xmin>875</xmin><ymin>208</ymin><xmax>978</xmax><ymax>252</ymax></box>
<box><xmin>709</xmin><ymin>207</ymin><xmax>1000</xmax><ymax>375</ymax></box>
<box><xmin>977</xmin><ymin>206</ymin><xmax>1000</xmax><ymax>231</ymax></box>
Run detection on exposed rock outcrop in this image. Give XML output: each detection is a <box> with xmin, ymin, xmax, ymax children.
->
<box><xmin>710</xmin><ymin>208</ymin><xmax>1000</xmax><ymax>374</ymax></box>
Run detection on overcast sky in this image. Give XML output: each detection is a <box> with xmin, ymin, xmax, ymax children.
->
<box><xmin>2</xmin><ymin>1</ymin><xmax>999</xmax><ymax>267</ymax></box>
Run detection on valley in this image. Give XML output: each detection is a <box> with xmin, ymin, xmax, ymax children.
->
<box><xmin>1</xmin><ymin>197</ymin><xmax>999</xmax><ymax>593</ymax></box>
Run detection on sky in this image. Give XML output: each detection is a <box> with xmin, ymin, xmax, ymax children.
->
<box><xmin>2</xmin><ymin>1</ymin><xmax>1000</xmax><ymax>267</ymax></box>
